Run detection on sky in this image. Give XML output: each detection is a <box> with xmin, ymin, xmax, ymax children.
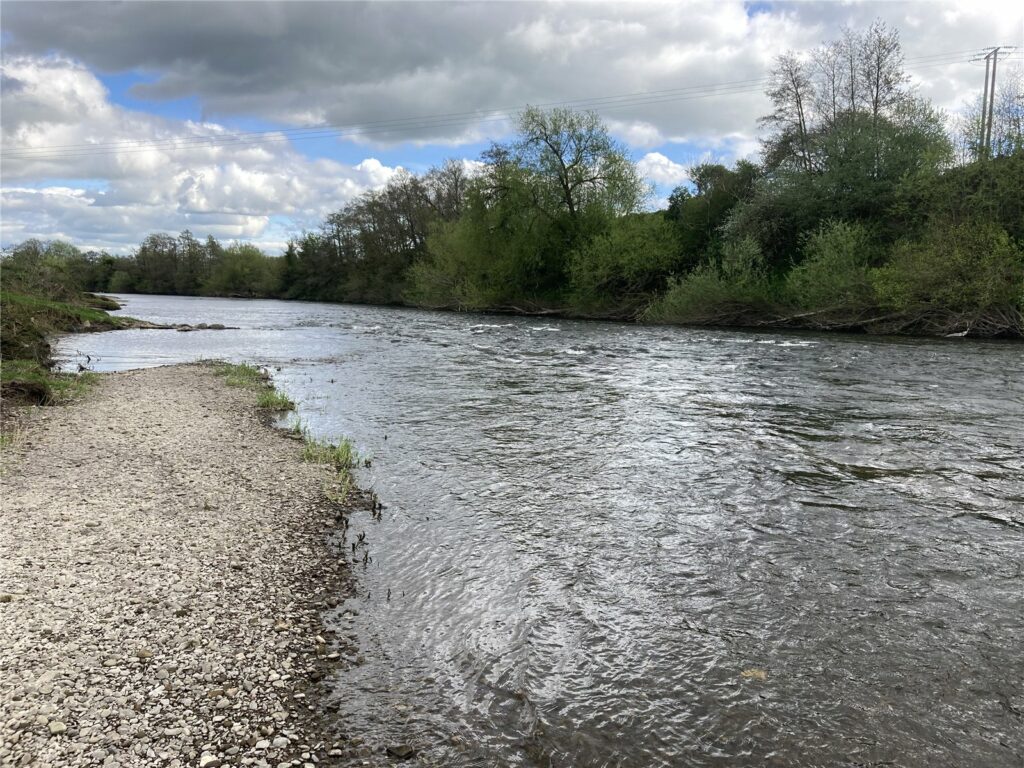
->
<box><xmin>1</xmin><ymin>1</ymin><xmax>1022</xmax><ymax>255</ymax></box>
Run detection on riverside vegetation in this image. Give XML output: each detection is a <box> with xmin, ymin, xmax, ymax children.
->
<box><xmin>4</xmin><ymin>22</ymin><xmax>1023</xmax><ymax>338</ymax></box>
<box><xmin>0</xmin><ymin>239</ymin><xmax>129</xmax><ymax>407</ymax></box>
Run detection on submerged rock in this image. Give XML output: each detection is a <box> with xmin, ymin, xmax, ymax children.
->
<box><xmin>386</xmin><ymin>744</ymin><xmax>417</xmax><ymax>760</ymax></box>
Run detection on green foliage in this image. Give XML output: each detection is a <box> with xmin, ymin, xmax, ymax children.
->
<box><xmin>644</xmin><ymin>237</ymin><xmax>777</xmax><ymax>324</ymax></box>
<box><xmin>255</xmin><ymin>389</ymin><xmax>295</xmax><ymax>411</ymax></box>
<box><xmin>872</xmin><ymin>221</ymin><xmax>1024</xmax><ymax>313</ymax></box>
<box><xmin>666</xmin><ymin>161</ymin><xmax>759</xmax><ymax>263</ymax></box>
<box><xmin>1</xmin><ymin>288</ymin><xmax>128</xmax><ymax>364</ymax></box>
<box><xmin>302</xmin><ymin>434</ymin><xmax>360</xmax><ymax>470</ymax></box>
<box><xmin>201</xmin><ymin>243</ymin><xmax>282</xmax><ymax>297</ymax></box>
<box><xmin>407</xmin><ymin>107</ymin><xmax>649</xmax><ymax>311</ymax></box>
<box><xmin>0</xmin><ymin>359</ymin><xmax>98</xmax><ymax>405</ymax></box>
<box><xmin>786</xmin><ymin>221</ymin><xmax>877</xmax><ymax>309</ymax></box>
<box><xmin>895</xmin><ymin>151</ymin><xmax>1024</xmax><ymax>243</ymax></box>
<box><xmin>567</xmin><ymin>213</ymin><xmax>680</xmax><ymax>315</ymax></box>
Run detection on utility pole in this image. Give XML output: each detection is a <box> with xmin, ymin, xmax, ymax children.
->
<box><xmin>979</xmin><ymin>52</ymin><xmax>991</xmax><ymax>156</ymax></box>
<box><xmin>973</xmin><ymin>46</ymin><xmax>1020</xmax><ymax>159</ymax></box>
<box><xmin>984</xmin><ymin>47</ymin><xmax>1000</xmax><ymax>154</ymax></box>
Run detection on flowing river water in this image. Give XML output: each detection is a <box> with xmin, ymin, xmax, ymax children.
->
<box><xmin>56</xmin><ymin>294</ymin><xmax>1024</xmax><ymax>767</ymax></box>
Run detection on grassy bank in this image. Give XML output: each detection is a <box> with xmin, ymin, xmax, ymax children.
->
<box><xmin>0</xmin><ymin>291</ymin><xmax>128</xmax><ymax>406</ymax></box>
<box><xmin>0</xmin><ymin>240</ymin><xmax>139</xmax><ymax>406</ymax></box>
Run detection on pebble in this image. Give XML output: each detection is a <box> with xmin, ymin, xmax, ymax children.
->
<box><xmin>47</xmin><ymin>721</ymin><xmax>67</xmax><ymax>736</ymax></box>
<box><xmin>0</xmin><ymin>366</ymin><xmax>360</xmax><ymax>768</ymax></box>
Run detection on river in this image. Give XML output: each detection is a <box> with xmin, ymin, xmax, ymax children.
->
<box><xmin>56</xmin><ymin>294</ymin><xmax>1024</xmax><ymax>767</ymax></box>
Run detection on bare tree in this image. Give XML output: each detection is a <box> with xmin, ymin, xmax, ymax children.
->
<box><xmin>859</xmin><ymin>21</ymin><xmax>908</xmax><ymax>126</ymax></box>
<box><xmin>762</xmin><ymin>52</ymin><xmax>815</xmax><ymax>173</ymax></box>
<box><xmin>813</xmin><ymin>40</ymin><xmax>847</xmax><ymax>128</ymax></box>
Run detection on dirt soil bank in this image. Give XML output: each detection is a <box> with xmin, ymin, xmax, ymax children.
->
<box><xmin>0</xmin><ymin>364</ymin><xmax>357</xmax><ymax>768</ymax></box>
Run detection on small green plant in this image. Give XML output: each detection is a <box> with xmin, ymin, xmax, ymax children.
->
<box><xmin>323</xmin><ymin>473</ymin><xmax>354</xmax><ymax>505</ymax></box>
<box><xmin>256</xmin><ymin>388</ymin><xmax>294</xmax><ymax>411</ymax></box>
<box><xmin>212</xmin><ymin>361</ymin><xmax>266</xmax><ymax>388</ymax></box>
<box><xmin>301</xmin><ymin>434</ymin><xmax>360</xmax><ymax>470</ymax></box>
<box><xmin>0</xmin><ymin>427</ymin><xmax>21</xmax><ymax>451</ymax></box>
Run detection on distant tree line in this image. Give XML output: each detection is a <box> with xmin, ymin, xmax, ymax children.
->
<box><xmin>5</xmin><ymin>22</ymin><xmax>1022</xmax><ymax>337</ymax></box>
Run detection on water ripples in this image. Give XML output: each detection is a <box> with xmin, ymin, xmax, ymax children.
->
<box><xmin>57</xmin><ymin>295</ymin><xmax>1024</xmax><ymax>767</ymax></box>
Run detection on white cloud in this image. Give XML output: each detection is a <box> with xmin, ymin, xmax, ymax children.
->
<box><xmin>5</xmin><ymin>1</ymin><xmax>1017</xmax><ymax>148</ymax></box>
<box><xmin>636</xmin><ymin>152</ymin><xmax>690</xmax><ymax>187</ymax></box>
<box><xmin>0</xmin><ymin>56</ymin><xmax>402</xmax><ymax>252</ymax></box>
<box><xmin>1</xmin><ymin>2</ymin><xmax>1021</xmax><ymax>249</ymax></box>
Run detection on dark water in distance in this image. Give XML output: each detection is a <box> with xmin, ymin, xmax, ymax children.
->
<box><xmin>57</xmin><ymin>294</ymin><xmax>1024</xmax><ymax>767</ymax></box>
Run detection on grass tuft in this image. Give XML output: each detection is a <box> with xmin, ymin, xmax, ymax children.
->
<box><xmin>212</xmin><ymin>361</ymin><xmax>267</xmax><ymax>388</ymax></box>
<box><xmin>301</xmin><ymin>434</ymin><xmax>360</xmax><ymax>470</ymax></box>
<box><xmin>256</xmin><ymin>388</ymin><xmax>294</xmax><ymax>411</ymax></box>
<box><xmin>209</xmin><ymin>360</ymin><xmax>295</xmax><ymax>411</ymax></box>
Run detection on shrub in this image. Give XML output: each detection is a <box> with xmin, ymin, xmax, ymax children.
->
<box><xmin>872</xmin><ymin>221</ymin><xmax>1024</xmax><ymax>312</ymax></box>
<box><xmin>644</xmin><ymin>237</ymin><xmax>776</xmax><ymax>323</ymax></box>
<box><xmin>786</xmin><ymin>221</ymin><xmax>877</xmax><ymax>310</ymax></box>
<box><xmin>567</xmin><ymin>213</ymin><xmax>679</xmax><ymax>314</ymax></box>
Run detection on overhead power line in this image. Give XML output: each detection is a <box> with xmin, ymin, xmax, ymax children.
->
<box><xmin>0</xmin><ymin>48</ymin><xmax>1006</xmax><ymax>163</ymax></box>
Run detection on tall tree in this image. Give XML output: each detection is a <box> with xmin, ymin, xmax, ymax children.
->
<box><xmin>504</xmin><ymin>106</ymin><xmax>647</xmax><ymax>222</ymax></box>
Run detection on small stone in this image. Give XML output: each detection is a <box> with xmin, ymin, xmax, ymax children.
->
<box><xmin>0</xmin><ymin>594</ymin><xmax>14</xmax><ymax>603</ymax></box>
<box><xmin>136</xmin><ymin>649</ymin><xmax>153</xmax><ymax>659</ymax></box>
<box><xmin>386</xmin><ymin>744</ymin><xmax>416</xmax><ymax>760</ymax></box>
<box><xmin>272</xmin><ymin>736</ymin><xmax>289</xmax><ymax>748</ymax></box>
<box><xmin>48</xmin><ymin>720</ymin><xmax>67</xmax><ymax>735</ymax></box>
<box><xmin>273</xmin><ymin>621</ymin><xmax>290</xmax><ymax>633</ymax></box>
<box><xmin>255</xmin><ymin>740</ymin><xmax>271</xmax><ymax>751</ymax></box>
<box><xmin>199</xmin><ymin>754</ymin><xmax>221</xmax><ymax>768</ymax></box>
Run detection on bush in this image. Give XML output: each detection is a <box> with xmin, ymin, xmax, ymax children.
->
<box><xmin>872</xmin><ymin>221</ymin><xmax>1024</xmax><ymax>312</ymax></box>
<box><xmin>786</xmin><ymin>221</ymin><xmax>877</xmax><ymax>310</ymax></box>
<box><xmin>644</xmin><ymin>237</ymin><xmax>777</xmax><ymax>323</ymax></box>
<box><xmin>567</xmin><ymin>213</ymin><xmax>679</xmax><ymax>315</ymax></box>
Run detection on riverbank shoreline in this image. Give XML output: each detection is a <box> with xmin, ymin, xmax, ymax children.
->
<box><xmin>0</xmin><ymin>363</ymin><xmax>362</xmax><ymax>767</ymax></box>
<box><xmin>98</xmin><ymin>291</ymin><xmax>1024</xmax><ymax>341</ymax></box>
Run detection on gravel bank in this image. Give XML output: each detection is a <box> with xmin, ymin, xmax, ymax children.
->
<box><xmin>0</xmin><ymin>364</ymin><xmax>357</xmax><ymax>768</ymax></box>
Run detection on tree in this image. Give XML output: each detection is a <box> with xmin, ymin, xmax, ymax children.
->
<box><xmin>507</xmin><ymin>106</ymin><xmax>647</xmax><ymax>223</ymax></box>
<box><xmin>666</xmin><ymin>161</ymin><xmax>759</xmax><ymax>268</ymax></box>
<box><xmin>740</xmin><ymin>20</ymin><xmax>950</xmax><ymax>262</ymax></box>
<box><xmin>134</xmin><ymin>234</ymin><xmax>179</xmax><ymax>294</ymax></box>
<box><xmin>762</xmin><ymin>52</ymin><xmax>815</xmax><ymax>173</ymax></box>
<box><xmin>409</xmin><ymin>107</ymin><xmax>649</xmax><ymax>309</ymax></box>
